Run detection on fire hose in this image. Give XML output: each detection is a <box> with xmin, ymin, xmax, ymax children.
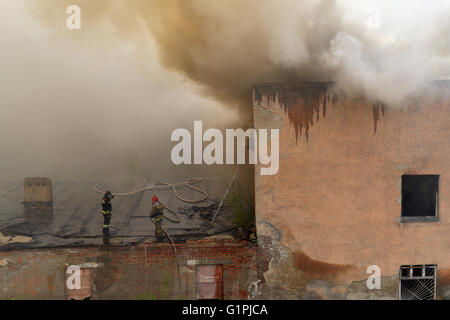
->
<box><xmin>93</xmin><ymin>170</ymin><xmax>239</xmax><ymax>297</ymax></box>
<box><xmin>94</xmin><ymin>178</ymin><xmax>209</xmax><ymax>223</ymax></box>
<box><xmin>93</xmin><ymin>178</ymin><xmax>210</xmax><ymax>295</ymax></box>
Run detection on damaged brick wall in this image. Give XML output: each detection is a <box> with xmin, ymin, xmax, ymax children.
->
<box><xmin>0</xmin><ymin>239</ymin><xmax>256</xmax><ymax>300</ymax></box>
<box><xmin>253</xmin><ymin>82</ymin><xmax>450</xmax><ymax>300</ymax></box>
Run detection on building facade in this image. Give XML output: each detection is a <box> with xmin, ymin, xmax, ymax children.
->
<box><xmin>0</xmin><ymin>178</ymin><xmax>257</xmax><ymax>300</ymax></box>
<box><xmin>0</xmin><ymin>239</ymin><xmax>256</xmax><ymax>300</ymax></box>
<box><xmin>253</xmin><ymin>82</ymin><xmax>450</xmax><ymax>299</ymax></box>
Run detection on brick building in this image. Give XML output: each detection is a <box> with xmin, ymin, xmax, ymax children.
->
<box><xmin>0</xmin><ymin>179</ymin><xmax>257</xmax><ymax>299</ymax></box>
<box><xmin>0</xmin><ymin>239</ymin><xmax>256</xmax><ymax>300</ymax></box>
<box><xmin>2</xmin><ymin>81</ymin><xmax>448</xmax><ymax>300</ymax></box>
<box><xmin>252</xmin><ymin>81</ymin><xmax>450</xmax><ymax>299</ymax></box>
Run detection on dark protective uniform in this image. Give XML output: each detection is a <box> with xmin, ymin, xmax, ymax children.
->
<box><xmin>150</xmin><ymin>203</ymin><xmax>165</xmax><ymax>242</ymax></box>
<box><xmin>101</xmin><ymin>192</ymin><xmax>113</xmax><ymax>230</ymax></box>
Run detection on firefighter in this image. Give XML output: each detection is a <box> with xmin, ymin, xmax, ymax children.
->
<box><xmin>101</xmin><ymin>191</ymin><xmax>114</xmax><ymax>231</ymax></box>
<box><xmin>150</xmin><ymin>196</ymin><xmax>165</xmax><ymax>242</ymax></box>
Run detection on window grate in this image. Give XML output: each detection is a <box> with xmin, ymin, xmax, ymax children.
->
<box><xmin>399</xmin><ymin>265</ymin><xmax>436</xmax><ymax>300</ymax></box>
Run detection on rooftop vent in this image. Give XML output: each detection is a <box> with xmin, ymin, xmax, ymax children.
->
<box><xmin>24</xmin><ymin>177</ymin><xmax>53</xmax><ymax>212</ymax></box>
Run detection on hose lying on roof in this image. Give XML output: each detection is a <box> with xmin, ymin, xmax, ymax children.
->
<box><xmin>94</xmin><ymin>178</ymin><xmax>208</xmax><ymax>200</ymax></box>
<box><xmin>94</xmin><ymin>171</ymin><xmax>240</xmax><ymax>295</ymax></box>
<box><xmin>94</xmin><ymin>178</ymin><xmax>209</xmax><ymax>223</ymax></box>
<box><xmin>94</xmin><ymin>178</ymin><xmax>211</xmax><ymax>294</ymax></box>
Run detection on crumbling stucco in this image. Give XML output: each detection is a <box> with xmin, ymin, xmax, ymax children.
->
<box><xmin>255</xmin><ymin>221</ymin><xmax>397</xmax><ymax>300</ymax></box>
<box><xmin>253</xmin><ymin>82</ymin><xmax>450</xmax><ymax>299</ymax></box>
<box><xmin>0</xmin><ymin>240</ymin><xmax>256</xmax><ymax>300</ymax></box>
<box><xmin>0</xmin><ymin>232</ymin><xmax>32</xmax><ymax>246</ymax></box>
<box><xmin>261</xmin><ymin>237</ymin><xmax>308</xmax><ymax>299</ymax></box>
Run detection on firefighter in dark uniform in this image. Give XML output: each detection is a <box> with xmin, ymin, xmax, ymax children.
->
<box><xmin>101</xmin><ymin>191</ymin><xmax>114</xmax><ymax>245</ymax></box>
<box><xmin>150</xmin><ymin>196</ymin><xmax>165</xmax><ymax>242</ymax></box>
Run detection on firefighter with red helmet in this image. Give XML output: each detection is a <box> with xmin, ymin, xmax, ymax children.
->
<box><xmin>150</xmin><ymin>196</ymin><xmax>165</xmax><ymax>242</ymax></box>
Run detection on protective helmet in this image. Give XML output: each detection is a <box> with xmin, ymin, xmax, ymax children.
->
<box><xmin>152</xmin><ymin>196</ymin><xmax>159</xmax><ymax>203</ymax></box>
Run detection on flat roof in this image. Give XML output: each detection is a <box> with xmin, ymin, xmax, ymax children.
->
<box><xmin>0</xmin><ymin>178</ymin><xmax>234</xmax><ymax>249</ymax></box>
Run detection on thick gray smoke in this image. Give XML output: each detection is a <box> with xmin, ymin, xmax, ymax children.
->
<box><xmin>0</xmin><ymin>0</ymin><xmax>449</xmax><ymax>181</ymax></box>
<box><xmin>31</xmin><ymin>0</ymin><xmax>450</xmax><ymax>106</ymax></box>
<box><xmin>0</xmin><ymin>0</ymin><xmax>238</xmax><ymax>182</ymax></box>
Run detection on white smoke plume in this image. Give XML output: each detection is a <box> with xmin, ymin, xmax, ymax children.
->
<box><xmin>0</xmin><ymin>0</ymin><xmax>448</xmax><ymax>181</ymax></box>
<box><xmin>28</xmin><ymin>0</ymin><xmax>450</xmax><ymax>107</ymax></box>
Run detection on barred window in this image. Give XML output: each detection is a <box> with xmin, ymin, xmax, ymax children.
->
<box><xmin>399</xmin><ymin>265</ymin><xmax>436</xmax><ymax>300</ymax></box>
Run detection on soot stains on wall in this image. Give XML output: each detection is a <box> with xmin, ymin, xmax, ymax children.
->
<box><xmin>254</xmin><ymin>83</ymin><xmax>386</xmax><ymax>142</ymax></box>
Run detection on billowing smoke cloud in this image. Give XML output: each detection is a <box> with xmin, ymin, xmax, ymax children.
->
<box><xmin>1</xmin><ymin>0</ymin><xmax>449</xmax><ymax>182</ymax></box>
<box><xmin>0</xmin><ymin>0</ymin><xmax>238</xmax><ymax>182</ymax></box>
<box><xmin>31</xmin><ymin>0</ymin><xmax>450</xmax><ymax>107</ymax></box>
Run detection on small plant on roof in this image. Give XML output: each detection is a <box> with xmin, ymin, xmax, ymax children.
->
<box><xmin>225</xmin><ymin>182</ymin><xmax>255</xmax><ymax>233</ymax></box>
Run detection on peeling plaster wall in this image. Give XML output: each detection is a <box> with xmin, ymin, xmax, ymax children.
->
<box><xmin>0</xmin><ymin>239</ymin><xmax>256</xmax><ymax>300</ymax></box>
<box><xmin>253</xmin><ymin>82</ymin><xmax>450</xmax><ymax>299</ymax></box>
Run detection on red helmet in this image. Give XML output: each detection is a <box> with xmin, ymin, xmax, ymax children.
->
<box><xmin>152</xmin><ymin>196</ymin><xmax>159</xmax><ymax>203</ymax></box>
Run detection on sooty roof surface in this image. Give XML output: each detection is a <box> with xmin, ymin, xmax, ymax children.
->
<box><xmin>0</xmin><ymin>178</ymin><xmax>234</xmax><ymax>249</ymax></box>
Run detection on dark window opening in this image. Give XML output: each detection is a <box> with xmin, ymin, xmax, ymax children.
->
<box><xmin>196</xmin><ymin>264</ymin><xmax>223</xmax><ymax>300</ymax></box>
<box><xmin>425</xmin><ymin>267</ymin><xmax>435</xmax><ymax>277</ymax></box>
<box><xmin>399</xmin><ymin>265</ymin><xmax>436</xmax><ymax>300</ymax></box>
<box><xmin>412</xmin><ymin>267</ymin><xmax>422</xmax><ymax>277</ymax></box>
<box><xmin>401</xmin><ymin>268</ymin><xmax>408</xmax><ymax>277</ymax></box>
<box><xmin>401</xmin><ymin>175</ymin><xmax>439</xmax><ymax>219</ymax></box>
